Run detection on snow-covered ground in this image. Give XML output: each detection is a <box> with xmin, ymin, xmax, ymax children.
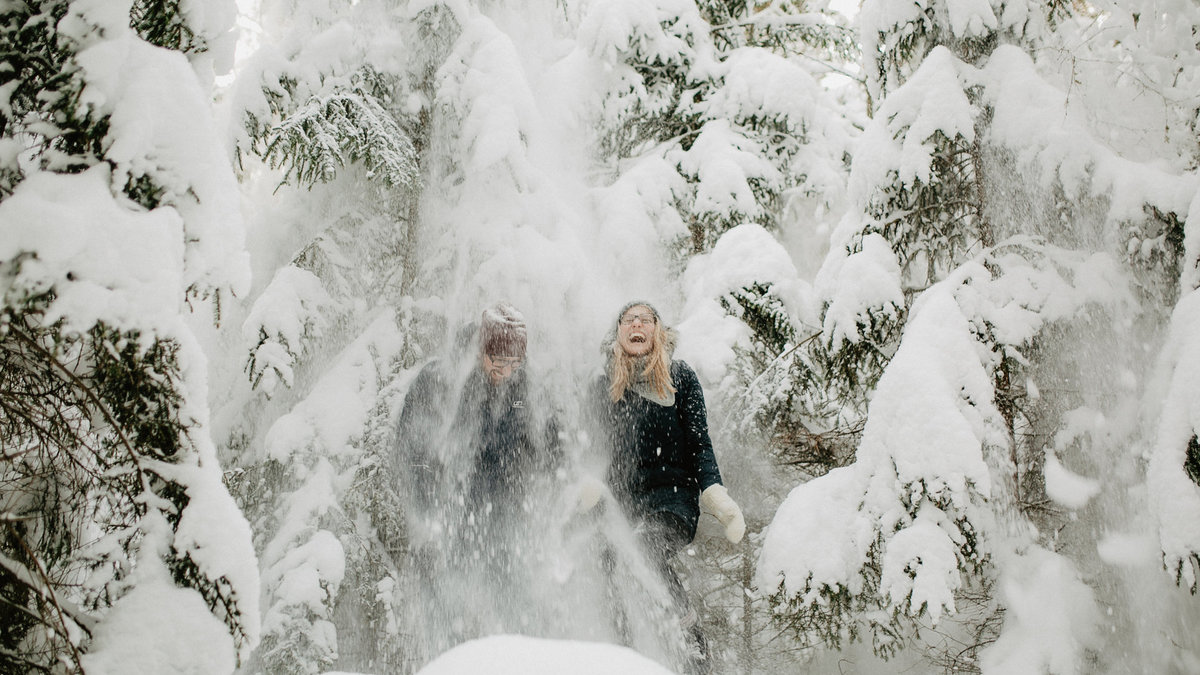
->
<box><xmin>411</xmin><ymin>635</ymin><xmax>677</xmax><ymax>675</ymax></box>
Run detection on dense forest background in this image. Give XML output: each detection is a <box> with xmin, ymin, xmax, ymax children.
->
<box><xmin>2</xmin><ymin>0</ymin><xmax>1200</xmax><ymax>673</ymax></box>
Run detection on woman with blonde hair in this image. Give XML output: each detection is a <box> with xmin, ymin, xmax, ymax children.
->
<box><xmin>589</xmin><ymin>300</ymin><xmax>744</xmax><ymax>672</ymax></box>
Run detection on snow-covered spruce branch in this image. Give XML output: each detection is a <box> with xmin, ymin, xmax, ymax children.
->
<box><xmin>130</xmin><ymin>0</ymin><xmax>204</xmax><ymax>53</ymax></box>
<box><xmin>864</xmin><ymin>196</ymin><xmax>980</xmax><ymax>231</ymax></box>
<box><xmin>0</xmin><ymin>531</ymin><xmax>92</xmax><ymax>667</ymax></box>
<box><xmin>262</xmin><ymin>82</ymin><xmax>417</xmax><ymax>190</ymax></box>
<box><xmin>758</xmin><ymin>286</ymin><xmax>1001</xmax><ymax>655</ymax></box>
<box><xmin>737</xmin><ymin>329</ymin><xmax>822</xmax><ymax>395</ymax></box>
<box><xmin>1147</xmin><ymin>289</ymin><xmax>1200</xmax><ymax>593</ymax></box>
<box><xmin>242</xmin><ymin>265</ymin><xmax>333</xmax><ymax>396</ymax></box>
<box><xmin>708</xmin><ymin>15</ymin><xmax>860</xmax><ymax>79</ymax></box>
<box><xmin>5</xmin><ymin>313</ymin><xmax>256</xmax><ymax>660</ymax></box>
<box><xmin>708</xmin><ymin>13</ymin><xmax>835</xmax><ymax>33</ymax></box>
<box><xmin>7</xmin><ymin>322</ymin><xmax>150</xmax><ymax>490</ymax></box>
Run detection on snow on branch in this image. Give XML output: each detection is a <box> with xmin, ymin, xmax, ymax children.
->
<box><xmin>262</xmin><ymin>68</ymin><xmax>418</xmax><ymax>190</ymax></box>
<box><xmin>679</xmin><ymin>222</ymin><xmax>811</xmax><ymax>381</ymax></box>
<box><xmin>262</xmin><ymin>313</ymin><xmax>403</xmax><ymax>466</ymax></box>
<box><xmin>670</xmin><ymin>119</ymin><xmax>780</xmax><ymax>222</ymax></box>
<box><xmin>436</xmin><ymin>12</ymin><xmax>542</xmax><ymax>182</ymax></box>
<box><xmin>707</xmin><ymin>4</ymin><xmax>858</xmax><ymax>64</ymax></box>
<box><xmin>983</xmin><ymin>45</ymin><xmax>1196</xmax><ymax>229</ymax></box>
<box><xmin>72</xmin><ymin>29</ymin><xmax>250</xmax><ymax>301</ymax></box>
<box><xmin>817</xmin><ymin>232</ymin><xmax>904</xmax><ymax>354</ymax></box>
<box><xmin>759</xmin><ymin>284</ymin><xmax>999</xmax><ymax>637</ymax></box>
<box><xmin>760</xmin><ymin>227</ymin><xmax>1136</xmax><ymax>654</ymax></box>
<box><xmin>695</xmin><ymin>47</ymin><xmax>825</xmax><ymax>131</ymax></box>
<box><xmin>1147</xmin><ymin>288</ymin><xmax>1200</xmax><ymax>592</ymax></box>
<box><xmin>243</xmin><ymin>265</ymin><xmax>334</xmax><ymax>396</ymax></box>
<box><xmin>577</xmin><ymin>0</ymin><xmax>707</xmax><ymax>67</ymax></box>
<box><xmin>253</xmin><ymin>314</ymin><xmax>404</xmax><ymax>669</ymax></box>
<box><xmin>850</xmin><ymin>46</ymin><xmax>975</xmax><ymax>201</ymax></box>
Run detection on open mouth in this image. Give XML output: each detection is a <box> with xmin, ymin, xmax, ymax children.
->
<box><xmin>629</xmin><ymin>333</ymin><xmax>647</xmax><ymax>343</ymax></box>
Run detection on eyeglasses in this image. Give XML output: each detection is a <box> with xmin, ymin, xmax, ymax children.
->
<box><xmin>487</xmin><ymin>355</ymin><xmax>524</xmax><ymax>369</ymax></box>
<box><xmin>619</xmin><ymin>313</ymin><xmax>657</xmax><ymax>326</ymax></box>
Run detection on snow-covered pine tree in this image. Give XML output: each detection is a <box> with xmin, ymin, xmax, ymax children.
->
<box><xmin>223</xmin><ymin>0</ymin><xmax>430</xmax><ymax>672</ymax></box>
<box><xmin>584</xmin><ymin>0</ymin><xmax>853</xmax><ymax>254</ymax></box>
<box><xmin>673</xmin><ymin>222</ymin><xmax>827</xmax><ymax>672</ymax></box>
<box><xmin>1115</xmin><ymin>0</ymin><xmax>1200</xmax><ymax>599</ymax></box>
<box><xmin>681</xmin><ymin>1</ymin><xmax>863</xmax><ymax>478</ymax></box>
<box><xmin>760</xmin><ymin>0</ymin><xmax>1199</xmax><ymax>670</ymax></box>
<box><xmin>578</xmin><ymin>0</ymin><xmax>861</xmax><ymax>470</ymax></box>
<box><xmin>0</xmin><ymin>0</ymin><xmax>258</xmax><ymax>672</ymax></box>
<box><xmin>691</xmin><ymin>0</ymin><xmax>857</xmax><ymax>247</ymax></box>
<box><xmin>580</xmin><ymin>1</ymin><xmax>860</xmax><ymax>670</ymax></box>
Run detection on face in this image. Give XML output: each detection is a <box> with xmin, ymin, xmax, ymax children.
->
<box><xmin>482</xmin><ymin>352</ymin><xmax>523</xmax><ymax>385</ymax></box>
<box><xmin>617</xmin><ymin>305</ymin><xmax>657</xmax><ymax>357</ymax></box>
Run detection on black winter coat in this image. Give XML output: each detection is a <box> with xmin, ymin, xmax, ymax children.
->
<box><xmin>591</xmin><ymin>360</ymin><xmax>723</xmax><ymax>539</ymax></box>
<box><xmin>396</xmin><ymin>359</ymin><xmax>559</xmax><ymax>534</ymax></box>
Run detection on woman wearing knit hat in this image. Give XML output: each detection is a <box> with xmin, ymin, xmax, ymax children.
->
<box><xmin>479</xmin><ymin>302</ymin><xmax>527</xmax><ymax>385</ymax></box>
<box><xmin>397</xmin><ymin>301</ymin><xmax>539</xmax><ymax>513</ymax></box>
<box><xmin>588</xmin><ymin>301</ymin><xmax>745</xmax><ymax>674</ymax></box>
<box><xmin>392</xmin><ymin>301</ymin><xmax>560</xmax><ymax>649</ymax></box>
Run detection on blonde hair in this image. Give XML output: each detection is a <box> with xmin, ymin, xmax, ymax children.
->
<box><xmin>608</xmin><ymin>319</ymin><xmax>677</xmax><ymax>403</ymax></box>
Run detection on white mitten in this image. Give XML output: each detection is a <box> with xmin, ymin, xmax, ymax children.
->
<box><xmin>573</xmin><ymin>476</ymin><xmax>607</xmax><ymax>513</ymax></box>
<box><xmin>700</xmin><ymin>484</ymin><xmax>745</xmax><ymax>544</ymax></box>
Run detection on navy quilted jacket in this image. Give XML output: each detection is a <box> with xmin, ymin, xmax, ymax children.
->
<box><xmin>591</xmin><ymin>360</ymin><xmax>723</xmax><ymax>539</ymax></box>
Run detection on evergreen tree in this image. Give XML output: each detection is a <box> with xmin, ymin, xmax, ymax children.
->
<box><xmin>0</xmin><ymin>0</ymin><xmax>258</xmax><ymax>672</ymax></box>
<box><xmin>580</xmin><ymin>1</ymin><xmax>860</xmax><ymax>670</ymax></box>
<box><xmin>760</xmin><ymin>0</ymin><xmax>1198</xmax><ymax>670</ymax></box>
<box><xmin>584</xmin><ymin>0</ymin><xmax>854</xmax><ymax>254</ymax></box>
<box><xmin>1117</xmin><ymin>0</ymin><xmax>1200</xmax><ymax>600</ymax></box>
<box><xmin>224</xmin><ymin>1</ymin><xmax>445</xmax><ymax>671</ymax></box>
<box><xmin>584</xmin><ymin>0</ymin><xmax>865</xmax><ymax>481</ymax></box>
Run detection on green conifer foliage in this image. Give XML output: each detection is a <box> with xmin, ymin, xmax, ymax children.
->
<box><xmin>1</xmin><ymin>297</ymin><xmax>252</xmax><ymax>670</ymax></box>
<box><xmin>760</xmin><ymin>0</ymin><xmax>1198</xmax><ymax>667</ymax></box>
<box><xmin>0</xmin><ymin>1</ymin><xmax>255</xmax><ymax>670</ymax></box>
<box><xmin>131</xmin><ymin>0</ymin><xmax>205</xmax><ymax>53</ymax></box>
<box><xmin>246</xmin><ymin>65</ymin><xmax>418</xmax><ymax>191</ymax></box>
<box><xmin>721</xmin><ymin>283</ymin><xmax>859</xmax><ymax>473</ymax></box>
<box><xmin>701</xmin><ymin>0</ymin><xmax>857</xmax><ymax>63</ymax></box>
<box><xmin>250</xmin><ymin>66</ymin><xmax>420</xmax><ymax>190</ymax></box>
<box><xmin>228</xmin><ymin>4</ymin><xmax>438</xmax><ymax>671</ymax></box>
<box><xmin>592</xmin><ymin>1</ymin><xmax>854</xmax><ymax>255</ymax></box>
<box><xmin>0</xmin><ymin>0</ymin><xmax>106</xmax><ymax>192</ymax></box>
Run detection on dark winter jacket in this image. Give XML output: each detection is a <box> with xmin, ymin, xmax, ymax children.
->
<box><xmin>395</xmin><ymin>357</ymin><xmax>560</xmax><ymax>535</ymax></box>
<box><xmin>590</xmin><ymin>359</ymin><xmax>723</xmax><ymax>540</ymax></box>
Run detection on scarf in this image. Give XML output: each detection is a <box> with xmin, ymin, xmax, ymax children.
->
<box><xmin>629</xmin><ymin>356</ymin><xmax>675</xmax><ymax>407</ymax></box>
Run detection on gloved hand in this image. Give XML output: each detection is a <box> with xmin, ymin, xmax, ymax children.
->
<box><xmin>572</xmin><ymin>476</ymin><xmax>607</xmax><ymax>513</ymax></box>
<box><xmin>700</xmin><ymin>484</ymin><xmax>745</xmax><ymax>544</ymax></box>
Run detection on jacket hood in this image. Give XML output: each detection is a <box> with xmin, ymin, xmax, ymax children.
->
<box><xmin>602</xmin><ymin>300</ymin><xmax>677</xmax><ymax>360</ymax></box>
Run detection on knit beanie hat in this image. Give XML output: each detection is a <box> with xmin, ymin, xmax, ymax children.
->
<box><xmin>480</xmin><ymin>302</ymin><xmax>527</xmax><ymax>358</ymax></box>
<box><xmin>615</xmin><ymin>300</ymin><xmax>660</xmax><ymax>328</ymax></box>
